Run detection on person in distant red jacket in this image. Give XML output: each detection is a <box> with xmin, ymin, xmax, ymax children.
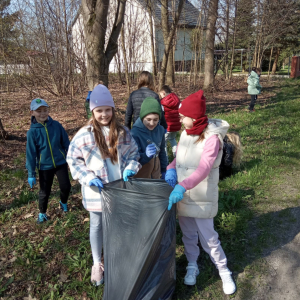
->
<box><xmin>159</xmin><ymin>85</ymin><xmax>181</xmax><ymax>158</ymax></box>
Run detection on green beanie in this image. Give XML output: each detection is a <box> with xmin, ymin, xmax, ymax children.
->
<box><xmin>140</xmin><ymin>97</ymin><xmax>162</xmax><ymax>120</ymax></box>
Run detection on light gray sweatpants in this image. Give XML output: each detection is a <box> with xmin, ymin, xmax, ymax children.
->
<box><xmin>89</xmin><ymin>211</ymin><xmax>103</xmax><ymax>264</ymax></box>
<box><xmin>179</xmin><ymin>216</ymin><xmax>228</xmax><ymax>271</ymax></box>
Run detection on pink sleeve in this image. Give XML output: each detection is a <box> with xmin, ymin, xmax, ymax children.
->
<box><xmin>166</xmin><ymin>142</ymin><xmax>179</xmax><ymax>170</ymax></box>
<box><xmin>179</xmin><ymin>135</ymin><xmax>220</xmax><ymax>191</ymax></box>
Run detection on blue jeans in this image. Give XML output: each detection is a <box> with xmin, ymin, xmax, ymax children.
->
<box><xmin>165</xmin><ymin>131</ymin><xmax>178</xmax><ymax>157</ymax></box>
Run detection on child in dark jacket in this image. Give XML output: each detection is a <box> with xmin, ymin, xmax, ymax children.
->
<box><xmin>125</xmin><ymin>71</ymin><xmax>167</xmax><ymax>130</ymax></box>
<box><xmin>131</xmin><ymin>97</ymin><xmax>168</xmax><ymax>179</ymax></box>
<box><xmin>159</xmin><ymin>85</ymin><xmax>181</xmax><ymax>158</ymax></box>
<box><xmin>219</xmin><ymin>132</ymin><xmax>243</xmax><ymax>180</ymax></box>
<box><xmin>26</xmin><ymin>98</ymin><xmax>71</xmax><ymax>224</ymax></box>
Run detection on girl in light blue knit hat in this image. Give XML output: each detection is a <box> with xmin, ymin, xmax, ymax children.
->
<box><xmin>67</xmin><ymin>84</ymin><xmax>141</xmax><ymax>286</ymax></box>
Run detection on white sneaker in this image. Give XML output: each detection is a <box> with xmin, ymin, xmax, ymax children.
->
<box><xmin>184</xmin><ymin>263</ymin><xmax>199</xmax><ymax>285</ymax></box>
<box><xmin>219</xmin><ymin>268</ymin><xmax>236</xmax><ymax>295</ymax></box>
<box><xmin>91</xmin><ymin>262</ymin><xmax>104</xmax><ymax>286</ymax></box>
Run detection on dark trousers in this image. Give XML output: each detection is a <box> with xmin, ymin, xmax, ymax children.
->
<box><xmin>38</xmin><ymin>163</ymin><xmax>71</xmax><ymax>213</ymax></box>
<box><xmin>249</xmin><ymin>95</ymin><xmax>258</xmax><ymax>111</ymax></box>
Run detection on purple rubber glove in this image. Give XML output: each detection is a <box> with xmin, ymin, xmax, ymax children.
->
<box><xmin>168</xmin><ymin>184</ymin><xmax>186</xmax><ymax>210</ymax></box>
<box><xmin>146</xmin><ymin>144</ymin><xmax>157</xmax><ymax>158</ymax></box>
<box><xmin>165</xmin><ymin>168</ymin><xmax>177</xmax><ymax>188</ymax></box>
<box><xmin>28</xmin><ymin>177</ymin><xmax>36</xmax><ymax>188</ymax></box>
<box><xmin>89</xmin><ymin>178</ymin><xmax>104</xmax><ymax>192</ymax></box>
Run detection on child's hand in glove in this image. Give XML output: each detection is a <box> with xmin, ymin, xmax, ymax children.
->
<box><xmin>165</xmin><ymin>169</ymin><xmax>177</xmax><ymax>187</ymax></box>
<box><xmin>123</xmin><ymin>169</ymin><xmax>136</xmax><ymax>181</ymax></box>
<box><xmin>146</xmin><ymin>144</ymin><xmax>157</xmax><ymax>158</ymax></box>
<box><xmin>168</xmin><ymin>184</ymin><xmax>186</xmax><ymax>210</ymax></box>
<box><xmin>28</xmin><ymin>177</ymin><xmax>36</xmax><ymax>188</ymax></box>
<box><xmin>89</xmin><ymin>178</ymin><xmax>104</xmax><ymax>192</ymax></box>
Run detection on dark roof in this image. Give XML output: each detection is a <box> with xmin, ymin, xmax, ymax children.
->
<box><xmin>138</xmin><ymin>0</ymin><xmax>205</xmax><ymax>28</ymax></box>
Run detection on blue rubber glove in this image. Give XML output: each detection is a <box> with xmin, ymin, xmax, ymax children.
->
<box><xmin>161</xmin><ymin>172</ymin><xmax>166</xmax><ymax>180</ymax></box>
<box><xmin>165</xmin><ymin>168</ymin><xmax>177</xmax><ymax>188</ymax></box>
<box><xmin>123</xmin><ymin>169</ymin><xmax>136</xmax><ymax>181</ymax></box>
<box><xmin>165</xmin><ymin>129</ymin><xmax>167</xmax><ymax>134</ymax></box>
<box><xmin>89</xmin><ymin>178</ymin><xmax>104</xmax><ymax>192</ymax></box>
<box><xmin>168</xmin><ymin>184</ymin><xmax>186</xmax><ymax>210</ymax></box>
<box><xmin>28</xmin><ymin>177</ymin><xmax>36</xmax><ymax>188</ymax></box>
<box><xmin>146</xmin><ymin>144</ymin><xmax>157</xmax><ymax>158</ymax></box>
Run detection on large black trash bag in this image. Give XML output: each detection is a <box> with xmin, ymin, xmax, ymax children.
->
<box><xmin>102</xmin><ymin>178</ymin><xmax>176</xmax><ymax>300</ymax></box>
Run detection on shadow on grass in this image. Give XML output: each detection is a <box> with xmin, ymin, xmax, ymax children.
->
<box><xmin>173</xmin><ymin>204</ymin><xmax>300</xmax><ymax>300</ymax></box>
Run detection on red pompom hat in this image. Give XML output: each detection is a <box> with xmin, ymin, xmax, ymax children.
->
<box><xmin>179</xmin><ymin>90</ymin><xmax>208</xmax><ymax>135</ymax></box>
<box><xmin>179</xmin><ymin>90</ymin><xmax>206</xmax><ymax>118</ymax></box>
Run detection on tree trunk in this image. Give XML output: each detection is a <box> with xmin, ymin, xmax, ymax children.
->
<box><xmin>166</xmin><ymin>47</ymin><xmax>175</xmax><ymax>86</ymax></box>
<box><xmin>82</xmin><ymin>0</ymin><xmax>127</xmax><ymax>89</ymax></box>
<box><xmin>0</xmin><ymin>118</ymin><xmax>8</xmax><ymax>140</ymax></box>
<box><xmin>268</xmin><ymin>46</ymin><xmax>274</xmax><ymax>78</ymax></box>
<box><xmin>115</xmin><ymin>52</ymin><xmax>123</xmax><ymax>84</ymax></box>
<box><xmin>121</xmin><ymin>26</ymin><xmax>131</xmax><ymax>96</ymax></box>
<box><xmin>271</xmin><ymin>48</ymin><xmax>281</xmax><ymax>74</ymax></box>
<box><xmin>147</xmin><ymin>3</ymin><xmax>157</xmax><ymax>77</ymax></box>
<box><xmin>229</xmin><ymin>0</ymin><xmax>238</xmax><ymax>80</ymax></box>
<box><xmin>224</xmin><ymin>0</ymin><xmax>230</xmax><ymax>80</ymax></box>
<box><xmin>158</xmin><ymin>0</ymin><xmax>185</xmax><ymax>91</ymax></box>
<box><xmin>203</xmin><ymin>0</ymin><xmax>219</xmax><ymax>89</ymax></box>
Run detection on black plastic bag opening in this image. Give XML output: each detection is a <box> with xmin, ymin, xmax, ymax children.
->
<box><xmin>102</xmin><ymin>178</ymin><xmax>176</xmax><ymax>300</ymax></box>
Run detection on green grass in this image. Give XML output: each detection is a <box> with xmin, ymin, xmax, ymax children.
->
<box><xmin>1</xmin><ymin>78</ymin><xmax>300</xmax><ymax>299</ymax></box>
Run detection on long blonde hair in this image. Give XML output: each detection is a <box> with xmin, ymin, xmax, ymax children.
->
<box><xmin>226</xmin><ymin>132</ymin><xmax>243</xmax><ymax>167</ymax></box>
<box><xmin>89</xmin><ymin>108</ymin><xmax>126</xmax><ymax>164</ymax></box>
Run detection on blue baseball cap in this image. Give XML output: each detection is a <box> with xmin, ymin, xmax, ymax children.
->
<box><xmin>30</xmin><ymin>98</ymin><xmax>49</xmax><ymax>111</ymax></box>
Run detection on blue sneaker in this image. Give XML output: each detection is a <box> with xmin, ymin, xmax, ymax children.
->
<box><xmin>60</xmin><ymin>201</ymin><xmax>68</xmax><ymax>212</ymax></box>
<box><xmin>37</xmin><ymin>213</ymin><xmax>49</xmax><ymax>224</ymax></box>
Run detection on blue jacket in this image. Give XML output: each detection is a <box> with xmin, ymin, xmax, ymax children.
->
<box><xmin>247</xmin><ymin>71</ymin><xmax>262</xmax><ymax>95</ymax></box>
<box><xmin>26</xmin><ymin>116</ymin><xmax>70</xmax><ymax>177</ymax></box>
<box><xmin>131</xmin><ymin>118</ymin><xmax>168</xmax><ymax>172</ymax></box>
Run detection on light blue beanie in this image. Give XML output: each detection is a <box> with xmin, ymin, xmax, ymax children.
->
<box><xmin>89</xmin><ymin>84</ymin><xmax>115</xmax><ymax>111</ymax></box>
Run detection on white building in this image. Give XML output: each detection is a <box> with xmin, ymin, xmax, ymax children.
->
<box><xmin>72</xmin><ymin>0</ymin><xmax>205</xmax><ymax>74</ymax></box>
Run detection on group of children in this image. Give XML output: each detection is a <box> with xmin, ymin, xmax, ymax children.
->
<box><xmin>26</xmin><ymin>71</ymin><xmax>244</xmax><ymax>295</ymax></box>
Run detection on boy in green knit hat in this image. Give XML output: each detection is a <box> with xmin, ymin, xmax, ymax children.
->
<box><xmin>131</xmin><ymin>97</ymin><xmax>167</xmax><ymax>179</ymax></box>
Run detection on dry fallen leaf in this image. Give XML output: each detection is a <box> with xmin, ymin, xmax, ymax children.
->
<box><xmin>44</xmin><ymin>226</ymin><xmax>53</xmax><ymax>233</ymax></box>
<box><xmin>13</xmin><ymin>228</ymin><xmax>17</xmax><ymax>236</ymax></box>
<box><xmin>83</xmin><ymin>218</ymin><xmax>89</xmax><ymax>223</ymax></box>
<box><xmin>59</xmin><ymin>273</ymin><xmax>68</xmax><ymax>282</ymax></box>
<box><xmin>23</xmin><ymin>213</ymin><xmax>34</xmax><ymax>219</ymax></box>
<box><xmin>9</xmin><ymin>256</ymin><xmax>17</xmax><ymax>263</ymax></box>
<box><xmin>4</xmin><ymin>273</ymin><xmax>13</xmax><ymax>278</ymax></box>
<box><xmin>24</xmin><ymin>295</ymin><xmax>37</xmax><ymax>300</ymax></box>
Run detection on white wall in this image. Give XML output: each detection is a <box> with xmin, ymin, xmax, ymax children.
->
<box><xmin>110</xmin><ymin>0</ymin><xmax>154</xmax><ymax>73</ymax></box>
<box><xmin>71</xmin><ymin>0</ymin><xmax>200</xmax><ymax>74</ymax></box>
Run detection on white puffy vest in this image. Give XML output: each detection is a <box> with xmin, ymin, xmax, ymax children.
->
<box><xmin>176</xmin><ymin>119</ymin><xmax>229</xmax><ymax>218</ymax></box>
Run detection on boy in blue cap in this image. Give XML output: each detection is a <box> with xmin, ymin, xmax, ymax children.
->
<box><xmin>26</xmin><ymin>98</ymin><xmax>71</xmax><ymax>224</ymax></box>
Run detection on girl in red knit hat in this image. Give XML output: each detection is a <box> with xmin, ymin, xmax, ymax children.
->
<box><xmin>165</xmin><ymin>90</ymin><xmax>236</xmax><ymax>295</ymax></box>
